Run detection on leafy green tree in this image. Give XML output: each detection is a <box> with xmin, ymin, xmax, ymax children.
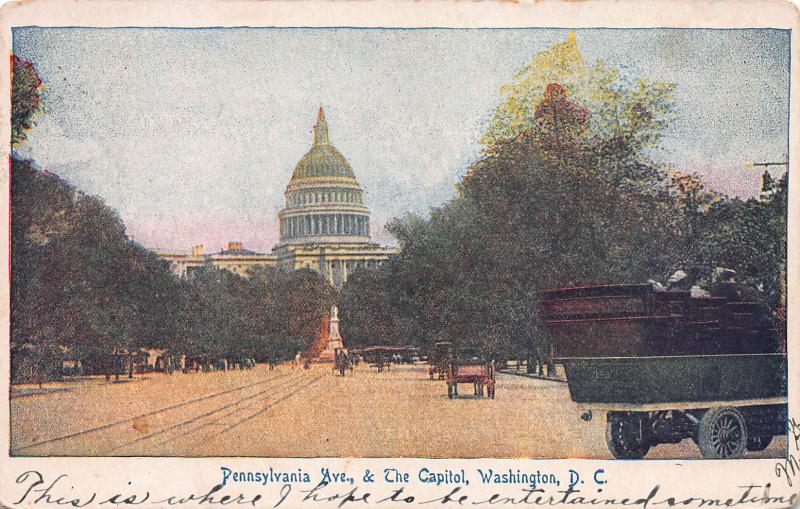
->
<box><xmin>244</xmin><ymin>267</ymin><xmax>334</xmax><ymax>361</ymax></box>
<box><xmin>339</xmin><ymin>264</ymin><xmax>412</xmax><ymax>348</ymax></box>
<box><xmin>11</xmin><ymin>160</ymin><xmax>77</xmax><ymax>348</ymax></box>
<box><xmin>179</xmin><ymin>267</ymin><xmax>252</xmax><ymax>359</ymax></box>
<box><xmin>179</xmin><ymin>265</ymin><xmax>334</xmax><ymax>364</ymax></box>
<box><xmin>12</xmin><ymin>56</ymin><xmax>43</xmax><ymax>146</ymax></box>
<box><xmin>692</xmin><ymin>172</ymin><xmax>787</xmax><ymax>311</ymax></box>
<box><xmin>11</xmin><ymin>158</ymin><xmax>187</xmax><ymax>380</ymax></box>
<box><xmin>11</xmin><ymin>150</ymin><xmax>337</xmax><ymax>379</ymax></box>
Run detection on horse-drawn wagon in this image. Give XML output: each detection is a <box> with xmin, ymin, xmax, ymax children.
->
<box><xmin>446</xmin><ymin>358</ymin><xmax>496</xmax><ymax>399</ymax></box>
<box><xmin>539</xmin><ymin>283</ymin><xmax>787</xmax><ymax>459</ymax></box>
<box><xmin>429</xmin><ymin>341</ymin><xmax>452</xmax><ymax>380</ymax></box>
<box><xmin>361</xmin><ymin>346</ymin><xmax>397</xmax><ymax>372</ymax></box>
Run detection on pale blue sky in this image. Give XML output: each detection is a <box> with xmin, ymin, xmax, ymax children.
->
<box><xmin>12</xmin><ymin>28</ymin><xmax>790</xmax><ymax>252</ymax></box>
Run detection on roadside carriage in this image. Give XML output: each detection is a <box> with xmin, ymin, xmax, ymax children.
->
<box><xmin>361</xmin><ymin>345</ymin><xmax>403</xmax><ymax>372</ymax></box>
<box><xmin>539</xmin><ymin>283</ymin><xmax>787</xmax><ymax>459</ymax></box>
<box><xmin>429</xmin><ymin>341</ymin><xmax>453</xmax><ymax>380</ymax></box>
<box><xmin>446</xmin><ymin>356</ymin><xmax>496</xmax><ymax>399</ymax></box>
<box><xmin>399</xmin><ymin>345</ymin><xmax>420</xmax><ymax>364</ymax></box>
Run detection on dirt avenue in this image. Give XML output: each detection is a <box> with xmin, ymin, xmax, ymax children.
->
<box><xmin>10</xmin><ymin>363</ymin><xmax>786</xmax><ymax>459</ymax></box>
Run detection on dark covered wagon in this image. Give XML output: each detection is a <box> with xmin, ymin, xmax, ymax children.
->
<box><xmin>539</xmin><ymin>283</ymin><xmax>787</xmax><ymax>459</ymax></box>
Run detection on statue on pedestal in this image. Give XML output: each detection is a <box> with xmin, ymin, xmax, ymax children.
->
<box><xmin>315</xmin><ymin>305</ymin><xmax>344</xmax><ymax>362</ymax></box>
<box><xmin>329</xmin><ymin>305</ymin><xmax>342</xmax><ymax>341</ymax></box>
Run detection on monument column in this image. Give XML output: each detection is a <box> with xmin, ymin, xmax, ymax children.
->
<box><xmin>315</xmin><ymin>305</ymin><xmax>345</xmax><ymax>362</ymax></box>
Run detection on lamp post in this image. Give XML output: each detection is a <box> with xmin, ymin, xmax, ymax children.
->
<box><xmin>744</xmin><ymin>161</ymin><xmax>789</xmax><ymax>168</ymax></box>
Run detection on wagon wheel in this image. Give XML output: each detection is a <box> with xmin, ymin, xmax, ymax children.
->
<box><xmin>605</xmin><ymin>412</ymin><xmax>651</xmax><ymax>459</ymax></box>
<box><xmin>746</xmin><ymin>435</ymin><xmax>773</xmax><ymax>452</ymax></box>
<box><xmin>697</xmin><ymin>407</ymin><xmax>747</xmax><ymax>459</ymax></box>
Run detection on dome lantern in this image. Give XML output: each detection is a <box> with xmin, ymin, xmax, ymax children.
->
<box><xmin>289</xmin><ymin>106</ymin><xmax>356</xmax><ymax>180</ymax></box>
<box><xmin>313</xmin><ymin>106</ymin><xmax>330</xmax><ymax>145</ymax></box>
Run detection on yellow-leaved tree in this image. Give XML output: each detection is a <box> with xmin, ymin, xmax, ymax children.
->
<box><xmin>482</xmin><ymin>31</ymin><xmax>677</xmax><ymax>158</ymax></box>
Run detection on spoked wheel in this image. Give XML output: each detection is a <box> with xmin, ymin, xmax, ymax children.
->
<box><xmin>697</xmin><ymin>407</ymin><xmax>747</xmax><ymax>459</ymax></box>
<box><xmin>605</xmin><ymin>412</ymin><xmax>651</xmax><ymax>459</ymax></box>
<box><xmin>746</xmin><ymin>435</ymin><xmax>773</xmax><ymax>452</ymax></box>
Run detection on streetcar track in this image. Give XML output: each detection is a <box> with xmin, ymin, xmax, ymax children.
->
<box><xmin>221</xmin><ymin>374</ymin><xmax>324</xmax><ymax>433</ymax></box>
<box><xmin>107</xmin><ymin>372</ymin><xmax>311</xmax><ymax>453</ymax></box>
<box><xmin>151</xmin><ymin>372</ymin><xmax>314</xmax><ymax>446</ymax></box>
<box><xmin>11</xmin><ymin>371</ymin><xmax>293</xmax><ymax>454</ymax></box>
<box><xmin>496</xmin><ymin>369</ymin><xmax>567</xmax><ymax>384</ymax></box>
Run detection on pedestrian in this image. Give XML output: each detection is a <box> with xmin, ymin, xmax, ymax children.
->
<box><xmin>711</xmin><ymin>267</ymin><xmax>741</xmax><ymax>300</ymax></box>
<box><xmin>666</xmin><ymin>269</ymin><xmax>691</xmax><ymax>291</ymax></box>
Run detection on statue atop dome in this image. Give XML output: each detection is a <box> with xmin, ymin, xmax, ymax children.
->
<box><xmin>313</xmin><ymin>106</ymin><xmax>330</xmax><ymax>145</ymax></box>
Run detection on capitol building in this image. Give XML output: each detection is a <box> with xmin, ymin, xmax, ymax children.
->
<box><xmin>156</xmin><ymin>108</ymin><xmax>398</xmax><ymax>287</ymax></box>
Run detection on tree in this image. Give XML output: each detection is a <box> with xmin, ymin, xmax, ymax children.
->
<box><xmin>179</xmin><ymin>267</ymin><xmax>252</xmax><ymax>359</ymax></box>
<box><xmin>691</xmin><ymin>172</ymin><xmax>787</xmax><ymax>311</ymax></box>
<box><xmin>532</xmin><ymin>82</ymin><xmax>590</xmax><ymax>164</ymax></box>
<box><xmin>347</xmin><ymin>34</ymin><xmax>687</xmax><ymax>361</ymax></box>
<box><xmin>481</xmin><ymin>31</ymin><xmax>588</xmax><ymax>147</ymax></box>
<box><xmin>456</xmin><ymin>126</ymin><xmax>681</xmax><ymax>358</ymax></box>
<box><xmin>244</xmin><ymin>267</ymin><xmax>334</xmax><ymax>361</ymax></box>
<box><xmin>11</xmin><ymin>158</ymin><xmax>186</xmax><ymax>380</ymax></box>
<box><xmin>11</xmin><ymin>152</ymin><xmax>336</xmax><ymax>381</ymax></box>
<box><xmin>338</xmin><ymin>269</ymin><xmax>396</xmax><ymax>348</ymax></box>
<box><xmin>11</xmin><ymin>56</ymin><xmax>43</xmax><ymax>146</ymax></box>
<box><xmin>482</xmin><ymin>32</ymin><xmax>676</xmax><ymax>159</ymax></box>
<box><xmin>178</xmin><ymin>265</ymin><xmax>335</xmax><ymax>364</ymax></box>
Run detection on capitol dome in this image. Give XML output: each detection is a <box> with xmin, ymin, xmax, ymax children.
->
<box><xmin>290</xmin><ymin>122</ymin><xmax>356</xmax><ymax>179</ymax></box>
<box><xmin>277</xmin><ymin>107</ymin><xmax>372</xmax><ymax>246</ymax></box>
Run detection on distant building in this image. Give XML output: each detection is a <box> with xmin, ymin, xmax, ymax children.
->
<box><xmin>154</xmin><ymin>242</ymin><xmax>277</xmax><ymax>279</ymax></box>
<box><xmin>156</xmin><ymin>107</ymin><xmax>398</xmax><ymax>286</ymax></box>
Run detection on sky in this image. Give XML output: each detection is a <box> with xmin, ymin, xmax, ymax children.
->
<box><xmin>12</xmin><ymin>28</ymin><xmax>790</xmax><ymax>253</ymax></box>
